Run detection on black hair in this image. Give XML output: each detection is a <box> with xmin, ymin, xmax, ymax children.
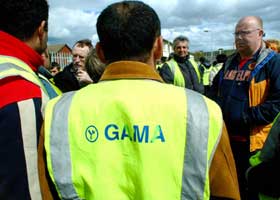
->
<box><xmin>96</xmin><ymin>1</ymin><xmax>161</xmax><ymax>63</ymax></box>
<box><xmin>0</xmin><ymin>0</ymin><xmax>49</xmax><ymax>40</ymax></box>
<box><xmin>51</xmin><ymin>62</ymin><xmax>61</xmax><ymax>67</ymax></box>
<box><xmin>199</xmin><ymin>56</ymin><xmax>206</xmax><ymax>63</ymax></box>
<box><xmin>216</xmin><ymin>53</ymin><xmax>228</xmax><ymax>64</ymax></box>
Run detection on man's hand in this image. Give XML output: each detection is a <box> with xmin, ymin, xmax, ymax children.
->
<box><xmin>76</xmin><ymin>69</ymin><xmax>93</xmax><ymax>84</ymax></box>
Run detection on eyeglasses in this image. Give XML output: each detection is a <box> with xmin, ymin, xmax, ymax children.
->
<box><xmin>233</xmin><ymin>29</ymin><xmax>260</xmax><ymax>37</ymax></box>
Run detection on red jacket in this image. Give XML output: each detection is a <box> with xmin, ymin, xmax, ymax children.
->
<box><xmin>0</xmin><ymin>31</ymin><xmax>47</xmax><ymax>199</ymax></box>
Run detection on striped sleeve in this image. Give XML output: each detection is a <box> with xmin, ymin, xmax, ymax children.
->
<box><xmin>0</xmin><ymin>97</ymin><xmax>43</xmax><ymax>199</ymax></box>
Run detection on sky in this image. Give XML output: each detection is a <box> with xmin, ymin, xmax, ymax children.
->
<box><xmin>47</xmin><ymin>0</ymin><xmax>280</xmax><ymax>52</ymax></box>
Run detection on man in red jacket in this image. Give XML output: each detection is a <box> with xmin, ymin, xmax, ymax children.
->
<box><xmin>0</xmin><ymin>0</ymin><xmax>49</xmax><ymax>199</ymax></box>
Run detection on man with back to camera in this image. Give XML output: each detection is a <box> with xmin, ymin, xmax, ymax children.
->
<box><xmin>212</xmin><ymin>16</ymin><xmax>280</xmax><ymax>199</ymax></box>
<box><xmin>40</xmin><ymin>1</ymin><xmax>240</xmax><ymax>199</ymax></box>
<box><xmin>198</xmin><ymin>56</ymin><xmax>213</xmax><ymax>95</ymax></box>
<box><xmin>0</xmin><ymin>0</ymin><xmax>50</xmax><ymax>199</ymax></box>
<box><xmin>159</xmin><ymin>35</ymin><xmax>204</xmax><ymax>94</ymax></box>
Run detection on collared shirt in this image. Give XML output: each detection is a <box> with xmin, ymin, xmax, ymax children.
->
<box><xmin>100</xmin><ymin>60</ymin><xmax>164</xmax><ymax>82</ymax></box>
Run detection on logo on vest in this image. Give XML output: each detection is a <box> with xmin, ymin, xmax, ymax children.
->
<box><xmin>85</xmin><ymin>124</ymin><xmax>165</xmax><ymax>143</ymax></box>
<box><xmin>85</xmin><ymin>125</ymin><xmax>99</xmax><ymax>142</ymax></box>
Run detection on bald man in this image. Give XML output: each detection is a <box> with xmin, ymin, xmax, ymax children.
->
<box><xmin>212</xmin><ymin>16</ymin><xmax>280</xmax><ymax>199</ymax></box>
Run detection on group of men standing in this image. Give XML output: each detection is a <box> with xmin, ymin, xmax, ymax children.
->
<box><xmin>160</xmin><ymin>15</ymin><xmax>280</xmax><ymax>200</ymax></box>
<box><xmin>1</xmin><ymin>0</ymin><xmax>280</xmax><ymax>200</ymax></box>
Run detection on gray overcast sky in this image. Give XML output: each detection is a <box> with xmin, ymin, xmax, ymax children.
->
<box><xmin>47</xmin><ymin>0</ymin><xmax>280</xmax><ymax>52</ymax></box>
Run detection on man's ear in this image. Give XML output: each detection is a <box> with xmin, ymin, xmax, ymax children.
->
<box><xmin>96</xmin><ymin>42</ymin><xmax>107</xmax><ymax>64</ymax></box>
<box><xmin>24</xmin><ymin>20</ymin><xmax>47</xmax><ymax>52</ymax></box>
<box><xmin>38</xmin><ymin>20</ymin><xmax>47</xmax><ymax>41</ymax></box>
<box><xmin>259</xmin><ymin>29</ymin><xmax>265</xmax><ymax>38</ymax></box>
<box><xmin>153</xmin><ymin>36</ymin><xmax>163</xmax><ymax>61</ymax></box>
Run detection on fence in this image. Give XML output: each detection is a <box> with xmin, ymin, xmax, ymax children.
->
<box><xmin>49</xmin><ymin>52</ymin><xmax>72</xmax><ymax>69</ymax></box>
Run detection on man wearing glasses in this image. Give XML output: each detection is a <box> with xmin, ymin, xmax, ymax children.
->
<box><xmin>213</xmin><ymin>16</ymin><xmax>280</xmax><ymax>199</ymax></box>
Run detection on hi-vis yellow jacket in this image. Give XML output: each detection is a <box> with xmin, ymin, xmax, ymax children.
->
<box><xmin>44</xmin><ymin>63</ymin><xmax>223</xmax><ymax>200</ymax></box>
<box><xmin>0</xmin><ymin>55</ymin><xmax>49</xmax><ymax>110</ymax></box>
<box><xmin>165</xmin><ymin>58</ymin><xmax>201</xmax><ymax>87</ymax></box>
<box><xmin>0</xmin><ymin>55</ymin><xmax>50</xmax><ymax>200</ymax></box>
<box><xmin>201</xmin><ymin>65</ymin><xmax>213</xmax><ymax>86</ymax></box>
<box><xmin>0</xmin><ymin>55</ymin><xmax>59</xmax><ymax>101</ymax></box>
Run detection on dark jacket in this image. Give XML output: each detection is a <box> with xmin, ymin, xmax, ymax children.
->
<box><xmin>159</xmin><ymin>54</ymin><xmax>204</xmax><ymax>94</ymax></box>
<box><xmin>247</xmin><ymin>112</ymin><xmax>280</xmax><ymax>197</ymax></box>
<box><xmin>53</xmin><ymin>63</ymin><xmax>80</xmax><ymax>92</ymax></box>
<box><xmin>38</xmin><ymin>66</ymin><xmax>53</xmax><ymax>80</ymax></box>
<box><xmin>212</xmin><ymin>45</ymin><xmax>280</xmax><ymax>152</ymax></box>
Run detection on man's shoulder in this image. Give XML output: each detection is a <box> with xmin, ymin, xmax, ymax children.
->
<box><xmin>54</xmin><ymin>63</ymin><xmax>75</xmax><ymax>79</ymax></box>
<box><xmin>164</xmin><ymin>58</ymin><xmax>176</xmax><ymax>65</ymax></box>
<box><xmin>269</xmin><ymin>51</ymin><xmax>280</xmax><ymax>62</ymax></box>
<box><xmin>0</xmin><ymin>76</ymin><xmax>41</xmax><ymax>108</ymax></box>
<box><xmin>158</xmin><ymin>61</ymin><xmax>173</xmax><ymax>72</ymax></box>
<box><xmin>38</xmin><ymin>66</ymin><xmax>53</xmax><ymax>79</ymax></box>
<box><xmin>261</xmin><ymin>50</ymin><xmax>280</xmax><ymax>73</ymax></box>
<box><xmin>53</xmin><ymin>63</ymin><xmax>80</xmax><ymax>92</ymax></box>
<box><xmin>63</xmin><ymin>63</ymin><xmax>74</xmax><ymax>72</ymax></box>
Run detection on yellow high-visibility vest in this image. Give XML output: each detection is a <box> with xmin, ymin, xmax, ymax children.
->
<box><xmin>166</xmin><ymin>58</ymin><xmax>201</xmax><ymax>87</ymax></box>
<box><xmin>45</xmin><ymin>79</ymin><xmax>222</xmax><ymax>200</ymax></box>
<box><xmin>0</xmin><ymin>55</ymin><xmax>50</xmax><ymax>200</ymax></box>
<box><xmin>0</xmin><ymin>55</ymin><xmax>49</xmax><ymax>112</ymax></box>
<box><xmin>201</xmin><ymin>65</ymin><xmax>213</xmax><ymax>86</ymax></box>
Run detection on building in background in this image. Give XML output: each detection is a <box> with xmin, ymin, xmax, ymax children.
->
<box><xmin>199</xmin><ymin>48</ymin><xmax>236</xmax><ymax>63</ymax></box>
<box><xmin>48</xmin><ymin>44</ymin><xmax>72</xmax><ymax>68</ymax></box>
<box><xmin>163</xmin><ymin>39</ymin><xmax>173</xmax><ymax>60</ymax></box>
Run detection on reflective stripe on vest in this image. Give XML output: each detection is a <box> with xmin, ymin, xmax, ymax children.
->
<box><xmin>0</xmin><ymin>55</ymin><xmax>48</xmax><ymax>97</ymax></box>
<box><xmin>45</xmin><ymin>92</ymin><xmax>80</xmax><ymax>199</ymax></box>
<box><xmin>45</xmin><ymin>80</ymin><xmax>222</xmax><ymax>200</ymax></box>
<box><xmin>181</xmin><ymin>89</ymin><xmax>222</xmax><ymax>199</ymax></box>
<box><xmin>0</xmin><ymin>56</ymin><xmax>49</xmax><ymax>114</ymax></box>
<box><xmin>0</xmin><ymin>59</ymin><xmax>40</xmax><ymax>86</ymax></box>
